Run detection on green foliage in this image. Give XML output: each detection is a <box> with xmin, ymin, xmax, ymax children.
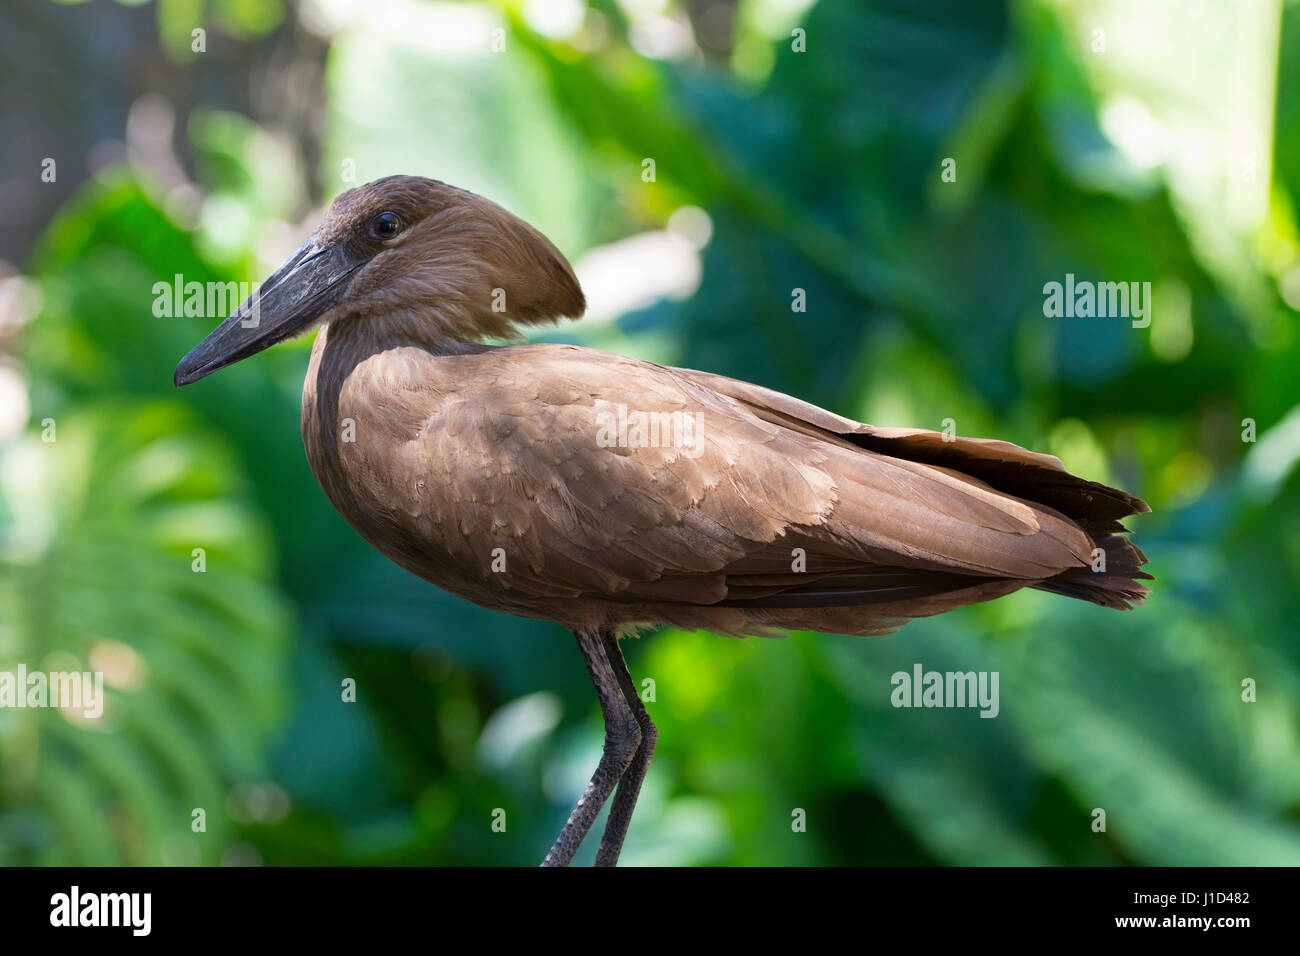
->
<box><xmin>0</xmin><ymin>402</ymin><xmax>290</xmax><ymax>864</ymax></box>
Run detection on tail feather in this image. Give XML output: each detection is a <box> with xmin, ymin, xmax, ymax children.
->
<box><xmin>670</xmin><ymin>368</ymin><xmax>1154</xmax><ymax>620</ymax></box>
<box><xmin>1032</xmin><ymin>533</ymin><xmax>1152</xmax><ymax>609</ymax></box>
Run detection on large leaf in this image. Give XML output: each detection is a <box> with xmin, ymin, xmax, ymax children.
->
<box><xmin>0</xmin><ymin>401</ymin><xmax>291</xmax><ymax>864</ymax></box>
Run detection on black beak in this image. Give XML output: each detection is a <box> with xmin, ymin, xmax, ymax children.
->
<box><xmin>173</xmin><ymin>239</ymin><xmax>363</xmax><ymax>387</ymax></box>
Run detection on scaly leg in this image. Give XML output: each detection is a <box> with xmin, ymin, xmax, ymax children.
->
<box><xmin>541</xmin><ymin>628</ymin><xmax>641</xmax><ymax>867</ymax></box>
<box><xmin>594</xmin><ymin>631</ymin><xmax>657</xmax><ymax>867</ymax></box>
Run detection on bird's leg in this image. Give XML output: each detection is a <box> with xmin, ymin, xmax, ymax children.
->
<box><xmin>541</xmin><ymin>628</ymin><xmax>641</xmax><ymax>867</ymax></box>
<box><xmin>593</xmin><ymin>631</ymin><xmax>657</xmax><ymax>867</ymax></box>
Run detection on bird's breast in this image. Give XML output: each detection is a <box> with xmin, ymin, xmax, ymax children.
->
<box><xmin>301</xmin><ymin>325</ymin><xmax>505</xmax><ymax>605</ymax></box>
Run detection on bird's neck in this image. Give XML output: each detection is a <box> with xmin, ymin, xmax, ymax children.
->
<box><xmin>300</xmin><ymin>307</ymin><xmax>491</xmax><ymax>521</ymax></box>
<box><xmin>321</xmin><ymin>307</ymin><xmax>491</xmax><ymax>357</ymax></box>
<box><xmin>300</xmin><ymin>307</ymin><xmax>494</xmax><ymax>453</ymax></box>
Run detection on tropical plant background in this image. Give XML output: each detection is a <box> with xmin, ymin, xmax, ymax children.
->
<box><xmin>2</xmin><ymin>0</ymin><xmax>1299</xmax><ymax>866</ymax></box>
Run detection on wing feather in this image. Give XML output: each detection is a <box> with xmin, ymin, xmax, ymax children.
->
<box><xmin>329</xmin><ymin>342</ymin><xmax>1148</xmax><ymax>630</ymax></box>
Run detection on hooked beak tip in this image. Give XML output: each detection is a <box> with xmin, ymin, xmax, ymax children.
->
<box><xmin>174</xmin><ymin>348</ymin><xmax>223</xmax><ymax>387</ymax></box>
<box><xmin>173</xmin><ymin>358</ymin><xmax>204</xmax><ymax>388</ymax></box>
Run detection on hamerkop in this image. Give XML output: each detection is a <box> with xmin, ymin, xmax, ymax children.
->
<box><xmin>175</xmin><ymin>175</ymin><xmax>1150</xmax><ymax>866</ymax></box>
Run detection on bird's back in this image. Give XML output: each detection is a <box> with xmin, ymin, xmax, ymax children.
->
<box><xmin>302</xmin><ymin>325</ymin><xmax>1149</xmax><ymax>638</ymax></box>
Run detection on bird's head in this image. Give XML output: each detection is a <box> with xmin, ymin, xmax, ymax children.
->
<box><xmin>174</xmin><ymin>175</ymin><xmax>585</xmax><ymax>386</ymax></box>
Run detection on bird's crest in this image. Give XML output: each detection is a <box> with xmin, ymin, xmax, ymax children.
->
<box><xmin>319</xmin><ymin>175</ymin><xmax>586</xmax><ymax>343</ymax></box>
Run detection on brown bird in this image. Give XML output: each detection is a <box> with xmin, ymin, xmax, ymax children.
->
<box><xmin>174</xmin><ymin>175</ymin><xmax>1150</xmax><ymax>866</ymax></box>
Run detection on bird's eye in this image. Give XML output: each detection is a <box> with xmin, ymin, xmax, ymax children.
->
<box><xmin>370</xmin><ymin>211</ymin><xmax>403</xmax><ymax>240</ymax></box>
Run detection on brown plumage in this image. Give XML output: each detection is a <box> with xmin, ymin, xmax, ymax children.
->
<box><xmin>175</xmin><ymin>175</ymin><xmax>1151</xmax><ymax>865</ymax></box>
